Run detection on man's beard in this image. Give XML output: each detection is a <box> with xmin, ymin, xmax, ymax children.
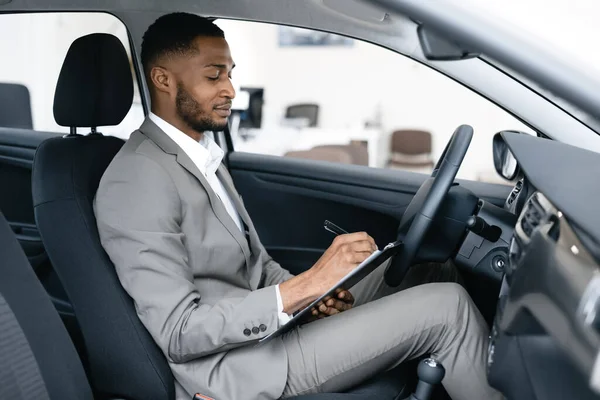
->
<box><xmin>175</xmin><ymin>83</ymin><xmax>228</xmax><ymax>133</ymax></box>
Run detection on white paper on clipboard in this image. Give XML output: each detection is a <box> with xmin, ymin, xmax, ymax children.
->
<box><xmin>257</xmin><ymin>240</ymin><xmax>403</xmax><ymax>345</ymax></box>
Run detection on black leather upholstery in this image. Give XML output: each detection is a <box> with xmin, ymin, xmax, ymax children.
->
<box><xmin>53</xmin><ymin>33</ymin><xmax>133</xmax><ymax>128</ymax></box>
<box><xmin>0</xmin><ymin>211</ymin><xmax>93</xmax><ymax>400</ymax></box>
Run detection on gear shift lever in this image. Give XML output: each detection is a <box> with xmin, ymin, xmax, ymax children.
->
<box><xmin>408</xmin><ymin>358</ymin><xmax>446</xmax><ymax>400</ymax></box>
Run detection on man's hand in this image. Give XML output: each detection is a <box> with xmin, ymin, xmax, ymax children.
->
<box><xmin>279</xmin><ymin>232</ymin><xmax>376</xmax><ymax>315</ymax></box>
<box><xmin>310</xmin><ymin>288</ymin><xmax>355</xmax><ymax>320</ymax></box>
<box><xmin>309</xmin><ymin>232</ymin><xmax>377</xmax><ymax>291</ymax></box>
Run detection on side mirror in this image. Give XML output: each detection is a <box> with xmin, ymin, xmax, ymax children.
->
<box><xmin>493</xmin><ymin>131</ymin><xmax>523</xmax><ymax>181</ymax></box>
<box><xmin>417</xmin><ymin>25</ymin><xmax>480</xmax><ymax>61</ymax></box>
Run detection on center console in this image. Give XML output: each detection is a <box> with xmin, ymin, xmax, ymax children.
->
<box><xmin>486</xmin><ymin>191</ymin><xmax>600</xmax><ymax>400</ymax></box>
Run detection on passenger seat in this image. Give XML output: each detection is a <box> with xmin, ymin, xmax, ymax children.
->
<box><xmin>0</xmin><ymin>210</ymin><xmax>93</xmax><ymax>400</ymax></box>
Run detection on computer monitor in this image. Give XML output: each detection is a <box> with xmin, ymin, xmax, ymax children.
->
<box><xmin>238</xmin><ymin>87</ymin><xmax>264</xmax><ymax>129</ymax></box>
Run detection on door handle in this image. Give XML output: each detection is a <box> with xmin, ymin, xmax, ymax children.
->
<box><xmin>9</xmin><ymin>222</ymin><xmax>41</xmax><ymax>241</ymax></box>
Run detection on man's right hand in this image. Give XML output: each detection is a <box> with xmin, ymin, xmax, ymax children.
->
<box><xmin>279</xmin><ymin>232</ymin><xmax>377</xmax><ymax>315</ymax></box>
<box><xmin>309</xmin><ymin>232</ymin><xmax>377</xmax><ymax>292</ymax></box>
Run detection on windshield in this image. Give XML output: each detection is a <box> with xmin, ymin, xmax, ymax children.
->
<box><xmin>468</xmin><ymin>0</ymin><xmax>600</xmax><ymax>134</ymax></box>
<box><xmin>466</xmin><ymin>0</ymin><xmax>599</xmax><ymax>72</ymax></box>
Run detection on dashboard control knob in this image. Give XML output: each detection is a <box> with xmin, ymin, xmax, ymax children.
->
<box><xmin>492</xmin><ymin>255</ymin><xmax>506</xmax><ymax>272</ymax></box>
<box><xmin>466</xmin><ymin>215</ymin><xmax>502</xmax><ymax>242</ymax></box>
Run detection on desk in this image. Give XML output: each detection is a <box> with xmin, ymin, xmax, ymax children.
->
<box><xmin>233</xmin><ymin>126</ymin><xmax>389</xmax><ymax>168</ymax></box>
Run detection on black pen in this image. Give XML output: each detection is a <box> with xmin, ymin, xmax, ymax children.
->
<box><xmin>324</xmin><ymin>220</ymin><xmax>349</xmax><ymax>236</ymax></box>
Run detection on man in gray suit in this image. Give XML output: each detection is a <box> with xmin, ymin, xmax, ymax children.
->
<box><xmin>94</xmin><ymin>13</ymin><xmax>503</xmax><ymax>400</ymax></box>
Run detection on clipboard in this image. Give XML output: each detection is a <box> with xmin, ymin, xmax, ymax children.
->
<box><xmin>257</xmin><ymin>240</ymin><xmax>403</xmax><ymax>345</ymax></box>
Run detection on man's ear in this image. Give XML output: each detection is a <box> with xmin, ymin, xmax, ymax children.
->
<box><xmin>149</xmin><ymin>66</ymin><xmax>174</xmax><ymax>95</ymax></box>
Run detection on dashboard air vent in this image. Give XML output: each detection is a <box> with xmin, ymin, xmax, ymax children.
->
<box><xmin>520</xmin><ymin>197</ymin><xmax>544</xmax><ymax>237</ymax></box>
<box><xmin>507</xmin><ymin>180</ymin><xmax>523</xmax><ymax>206</ymax></box>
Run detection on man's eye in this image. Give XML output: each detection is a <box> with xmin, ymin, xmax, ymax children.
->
<box><xmin>207</xmin><ymin>76</ymin><xmax>219</xmax><ymax>81</ymax></box>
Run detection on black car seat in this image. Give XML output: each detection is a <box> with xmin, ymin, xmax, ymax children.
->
<box><xmin>0</xmin><ymin>205</ymin><xmax>411</xmax><ymax>400</ymax></box>
<box><xmin>32</xmin><ymin>33</ymin><xmax>175</xmax><ymax>400</ymax></box>
<box><xmin>0</xmin><ymin>210</ymin><xmax>93</xmax><ymax>400</ymax></box>
<box><xmin>31</xmin><ymin>33</ymin><xmax>413</xmax><ymax>400</ymax></box>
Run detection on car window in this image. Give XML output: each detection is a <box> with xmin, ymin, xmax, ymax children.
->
<box><xmin>0</xmin><ymin>12</ymin><xmax>144</xmax><ymax>139</ymax></box>
<box><xmin>215</xmin><ymin>19</ymin><xmax>536</xmax><ymax>184</ymax></box>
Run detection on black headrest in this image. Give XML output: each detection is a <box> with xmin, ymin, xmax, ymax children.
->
<box><xmin>53</xmin><ymin>33</ymin><xmax>133</xmax><ymax>128</ymax></box>
<box><xmin>0</xmin><ymin>83</ymin><xmax>33</xmax><ymax>129</ymax></box>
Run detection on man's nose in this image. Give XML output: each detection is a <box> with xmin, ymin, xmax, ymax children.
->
<box><xmin>221</xmin><ymin>78</ymin><xmax>236</xmax><ymax>99</ymax></box>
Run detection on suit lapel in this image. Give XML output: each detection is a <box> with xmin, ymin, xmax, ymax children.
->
<box><xmin>177</xmin><ymin>152</ymin><xmax>253</xmax><ymax>262</ymax></box>
<box><xmin>139</xmin><ymin>118</ymin><xmax>252</xmax><ymax>265</ymax></box>
<box><xmin>217</xmin><ymin>165</ymin><xmax>263</xmax><ymax>287</ymax></box>
<box><xmin>216</xmin><ymin>165</ymin><xmax>256</xmax><ymax>251</ymax></box>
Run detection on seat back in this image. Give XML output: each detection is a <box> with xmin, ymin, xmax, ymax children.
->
<box><xmin>388</xmin><ymin>129</ymin><xmax>434</xmax><ymax>169</ymax></box>
<box><xmin>285</xmin><ymin>147</ymin><xmax>354</xmax><ymax>164</ymax></box>
<box><xmin>32</xmin><ymin>33</ymin><xmax>175</xmax><ymax>400</ymax></box>
<box><xmin>285</xmin><ymin>103</ymin><xmax>320</xmax><ymax>127</ymax></box>
<box><xmin>390</xmin><ymin>129</ymin><xmax>432</xmax><ymax>156</ymax></box>
<box><xmin>313</xmin><ymin>142</ymin><xmax>369</xmax><ymax>166</ymax></box>
<box><xmin>0</xmin><ymin>82</ymin><xmax>33</xmax><ymax>129</ymax></box>
<box><xmin>0</xmin><ymin>210</ymin><xmax>93</xmax><ymax>400</ymax></box>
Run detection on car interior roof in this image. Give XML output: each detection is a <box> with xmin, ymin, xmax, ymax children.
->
<box><xmin>2</xmin><ymin>0</ymin><xmax>410</xmax><ymax>46</ymax></box>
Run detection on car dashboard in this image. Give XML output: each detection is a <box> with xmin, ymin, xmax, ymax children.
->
<box><xmin>486</xmin><ymin>132</ymin><xmax>600</xmax><ymax>400</ymax></box>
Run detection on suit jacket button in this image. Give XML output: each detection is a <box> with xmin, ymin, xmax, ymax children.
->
<box><xmin>252</xmin><ymin>327</ymin><xmax>260</xmax><ymax>335</ymax></box>
<box><xmin>259</xmin><ymin>324</ymin><xmax>267</xmax><ymax>332</ymax></box>
<box><xmin>243</xmin><ymin>328</ymin><xmax>251</xmax><ymax>336</ymax></box>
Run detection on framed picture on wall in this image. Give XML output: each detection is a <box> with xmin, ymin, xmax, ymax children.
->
<box><xmin>278</xmin><ymin>26</ymin><xmax>354</xmax><ymax>47</ymax></box>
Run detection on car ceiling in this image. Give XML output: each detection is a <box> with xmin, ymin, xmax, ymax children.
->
<box><xmin>0</xmin><ymin>0</ymin><xmax>410</xmax><ymax>39</ymax></box>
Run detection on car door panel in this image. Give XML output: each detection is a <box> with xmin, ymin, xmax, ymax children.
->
<box><xmin>0</xmin><ymin>129</ymin><xmax>55</xmax><ymax>219</ymax></box>
<box><xmin>266</xmin><ymin>247</ymin><xmax>324</xmax><ymax>276</ymax></box>
<box><xmin>237</xmin><ymin>172</ymin><xmax>401</xmax><ymax>274</ymax></box>
<box><xmin>228</xmin><ymin>151</ymin><xmax>512</xmax><ymax>275</ymax></box>
<box><xmin>0</xmin><ymin>128</ymin><xmax>79</xmax><ymax>333</ymax></box>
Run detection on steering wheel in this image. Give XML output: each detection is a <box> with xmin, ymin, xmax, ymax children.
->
<box><xmin>384</xmin><ymin>125</ymin><xmax>473</xmax><ymax>287</ymax></box>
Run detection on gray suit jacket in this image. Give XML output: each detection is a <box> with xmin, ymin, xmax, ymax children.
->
<box><xmin>94</xmin><ymin>118</ymin><xmax>295</xmax><ymax>400</ymax></box>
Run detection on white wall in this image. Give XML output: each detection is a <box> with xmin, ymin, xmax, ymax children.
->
<box><xmin>0</xmin><ymin>13</ymin><xmax>143</xmax><ymax>136</ymax></box>
<box><xmin>1</xmin><ymin>2</ymin><xmax>599</xmax><ymax>180</ymax></box>
<box><xmin>215</xmin><ymin>0</ymin><xmax>600</xmax><ymax>180</ymax></box>
<box><xmin>216</xmin><ymin>19</ymin><xmax>534</xmax><ymax>181</ymax></box>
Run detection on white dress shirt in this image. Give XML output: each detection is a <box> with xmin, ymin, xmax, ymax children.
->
<box><xmin>148</xmin><ymin>113</ymin><xmax>290</xmax><ymax>326</ymax></box>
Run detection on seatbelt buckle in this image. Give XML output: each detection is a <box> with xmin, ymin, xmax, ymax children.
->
<box><xmin>193</xmin><ymin>394</ymin><xmax>215</xmax><ymax>400</ymax></box>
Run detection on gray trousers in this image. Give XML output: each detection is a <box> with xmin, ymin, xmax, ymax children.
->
<box><xmin>280</xmin><ymin>261</ymin><xmax>504</xmax><ymax>400</ymax></box>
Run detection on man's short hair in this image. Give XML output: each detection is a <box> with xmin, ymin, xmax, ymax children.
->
<box><xmin>141</xmin><ymin>12</ymin><xmax>225</xmax><ymax>76</ymax></box>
